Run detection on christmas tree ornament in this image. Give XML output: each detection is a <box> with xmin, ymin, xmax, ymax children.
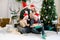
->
<box><xmin>49</xmin><ymin>6</ymin><xmax>51</xmax><ymax>8</ymax></box>
<box><xmin>55</xmin><ymin>16</ymin><xmax>58</xmax><ymax>18</ymax></box>
<box><xmin>48</xmin><ymin>21</ymin><xmax>50</xmax><ymax>23</ymax></box>
<box><xmin>46</xmin><ymin>16</ymin><xmax>48</xmax><ymax>18</ymax></box>
<box><xmin>43</xmin><ymin>7</ymin><xmax>45</xmax><ymax>9</ymax></box>
<box><xmin>54</xmin><ymin>4</ymin><xmax>55</xmax><ymax>5</ymax></box>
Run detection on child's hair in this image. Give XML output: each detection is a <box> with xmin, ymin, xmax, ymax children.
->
<box><xmin>20</xmin><ymin>11</ymin><xmax>28</xmax><ymax>20</ymax></box>
<box><xmin>20</xmin><ymin>14</ymin><xmax>24</xmax><ymax>19</ymax></box>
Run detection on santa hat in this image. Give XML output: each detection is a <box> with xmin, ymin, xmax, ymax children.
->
<box><xmin>22</xmin><ymin>1</ymin><xmax>27</xmax><ymax>9</ymax></box>
<box><xmin>34</xmin><ymin>12</ymin><xmax>40</xmax><ymax>19</ymax></box>
<box><xmin>24</xmin><ymin>11</ymin><xmax>28</xmax><ymax>17</ymax></box>
<box><xmin>30</xmin><ymin>4</ymin><xmax>35</xmax><ymax>8</ymax></box>
<box><xmin>35</xmin><ymin>11</ymin><xmax>39</xmax><ymax>16</ymax></box>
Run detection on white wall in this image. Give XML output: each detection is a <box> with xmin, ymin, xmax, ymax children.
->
<box><xmin>0</xmin><ymin>0</ymin><xmax>8</xmax><ymax>18</ymax></box>
<box><xmin>0</xmin><ymin>0</ymin><xmax>22</xmax><ymax>18</ymax></box>
<box><xmin>7</xmin><ymin>0</ymin><xmax>22</xmax><ymax>18</ymax></box>
<box><xmin>55</xmin><ymin>0</ymin><xmax>60</xmax><ymax>16</ymax></box>
<box><xmin>0</xmin><ymin>0</ymin><xmax>43</xmax><ymax>18</ymax></box>
<box><xmin>0</xmin><ymin>0</ymin><xmax>60</xmax><ymax>18</ymax></box>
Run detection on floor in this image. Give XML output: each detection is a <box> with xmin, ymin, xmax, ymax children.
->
<box><xmin>0</xmin><ymin>30</ymin><xmax>60</xmax><ymax>40</ymax></box>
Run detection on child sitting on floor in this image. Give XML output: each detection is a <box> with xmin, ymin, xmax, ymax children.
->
<box><xmin>30</xmin><ymin>11</ymin><xmax>43</xmax><ymax>34</ymax></box>
<box><xmin>17</xmin><ymin>11</ymin><xmax>31</xmax><ymax>34</ymax></box>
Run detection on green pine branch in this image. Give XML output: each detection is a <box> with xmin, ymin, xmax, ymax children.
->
<box><xmin>16</xmin><ymin>0</ymin><xmax>21</xmax><ymax>2</ymax></box>
<box><xmin>16</xmin><ymin>0</ymin><xmax>27</xmax><ymax>2</ymax></box>
<box><xmin>40</xmin><ymin>0</ymin><xmax>57</xmax><ymax>25</ymax></box>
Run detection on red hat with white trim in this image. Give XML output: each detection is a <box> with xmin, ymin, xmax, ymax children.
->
<box><xmin>24</xmin><ymin>11</ymin><xmax>28</xmax><ymax>17</ymax></box>
<box><xmin>30</xmin><ymin>4</ymin><xmax>35</xmax><ymax>8</ymax></box>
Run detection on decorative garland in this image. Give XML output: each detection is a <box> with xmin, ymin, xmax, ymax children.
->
<box><xmin>16</xmin><ymin>0</ymin><xmax>21</xmax><ymax>2</ymax></box>
<box><xmin>16</xmin><ymin>0</ymin><xmax>27</xmax><ymax>2</ymax></box>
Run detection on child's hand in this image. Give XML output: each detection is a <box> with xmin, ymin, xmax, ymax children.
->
<box><xmin>30</xmin><ymin>26</ymin><xmax>35</xmax><ymax>28</ymax></box>
<box><xmin>27</xmin><ymin>24</ymin><xmax>30</xmax><ymax>26</ymax></box>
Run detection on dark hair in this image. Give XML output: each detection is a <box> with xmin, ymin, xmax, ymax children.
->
<box><xmin>20</xmin><ymin>14</ymin><xmax>24</xmax><ymax>19</ymax></box>
<box><xmin>20</xmin><ymin>8</ymin><xmax>32</xmax><ymax>19</ymax></box>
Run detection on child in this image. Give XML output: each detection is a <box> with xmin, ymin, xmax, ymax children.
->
<box><xmin>20</xmin><ymin>11</ymin><xmax>29</xmax><ymax>27</ymax></box>
<box><xmin>18</xmin><ymin>11</ymin><xmax>31</xmax><ymax>34</ymax></box>
<box><xmin>30</xmin><ymin>11</ymin><xmax>42</xmax><ymax>34</ymax></box>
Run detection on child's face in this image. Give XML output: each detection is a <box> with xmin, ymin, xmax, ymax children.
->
<box><xmin>33</xmin><ymin>13</ymin><xmax>40</xmax><ymax>20</ymax></box>
<box><xmin>31</xmin><ymin>8</ymin><xmax>35</xmax><ymax>11</ymax></box>
<box><xmin>33</xmin><ymin>15</ymin><xmax>38</xmax><ymax>21</ymax></box>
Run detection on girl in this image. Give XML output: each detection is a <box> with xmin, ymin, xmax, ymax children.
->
<box><xmin>17</xmin><ymin>11</ymin><xmax>31</xmax><ymax>34</ymax></box>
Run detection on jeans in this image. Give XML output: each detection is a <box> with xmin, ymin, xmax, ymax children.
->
<box><xmin>17</xmin><ymin>26</ymin><xmax>31</xmax><ymax>34</ymax></box>
<box><xmin>31</xmin><ymin>26</ymin><xmax>45</xmax><ymax>35</ymax></box>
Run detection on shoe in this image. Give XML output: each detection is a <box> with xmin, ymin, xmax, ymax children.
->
<box><xmin>42</xmin><ymin>34</ymin><xmax>46</xmax><ymax>39</ymax></box>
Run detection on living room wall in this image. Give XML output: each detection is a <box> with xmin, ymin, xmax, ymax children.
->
<box><xmin>0</xmin><ymin>0</ymin><xmax>60</xmax><ymax>18</ymax></box>
<box><xmin>0</xmin><ymin>0</ymin><xmax>8</xmax><ymax>18</ymax></box>
<box><xmin>55</xmin><ymin>0</ymin><xmax>60</xmax><ymax>17</ymax></box>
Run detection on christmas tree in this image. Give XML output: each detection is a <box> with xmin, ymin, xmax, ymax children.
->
<box><xmin>40</xmin><ymin>0</ymin><xmax>57</xmax><ymax>30</ymax></box>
